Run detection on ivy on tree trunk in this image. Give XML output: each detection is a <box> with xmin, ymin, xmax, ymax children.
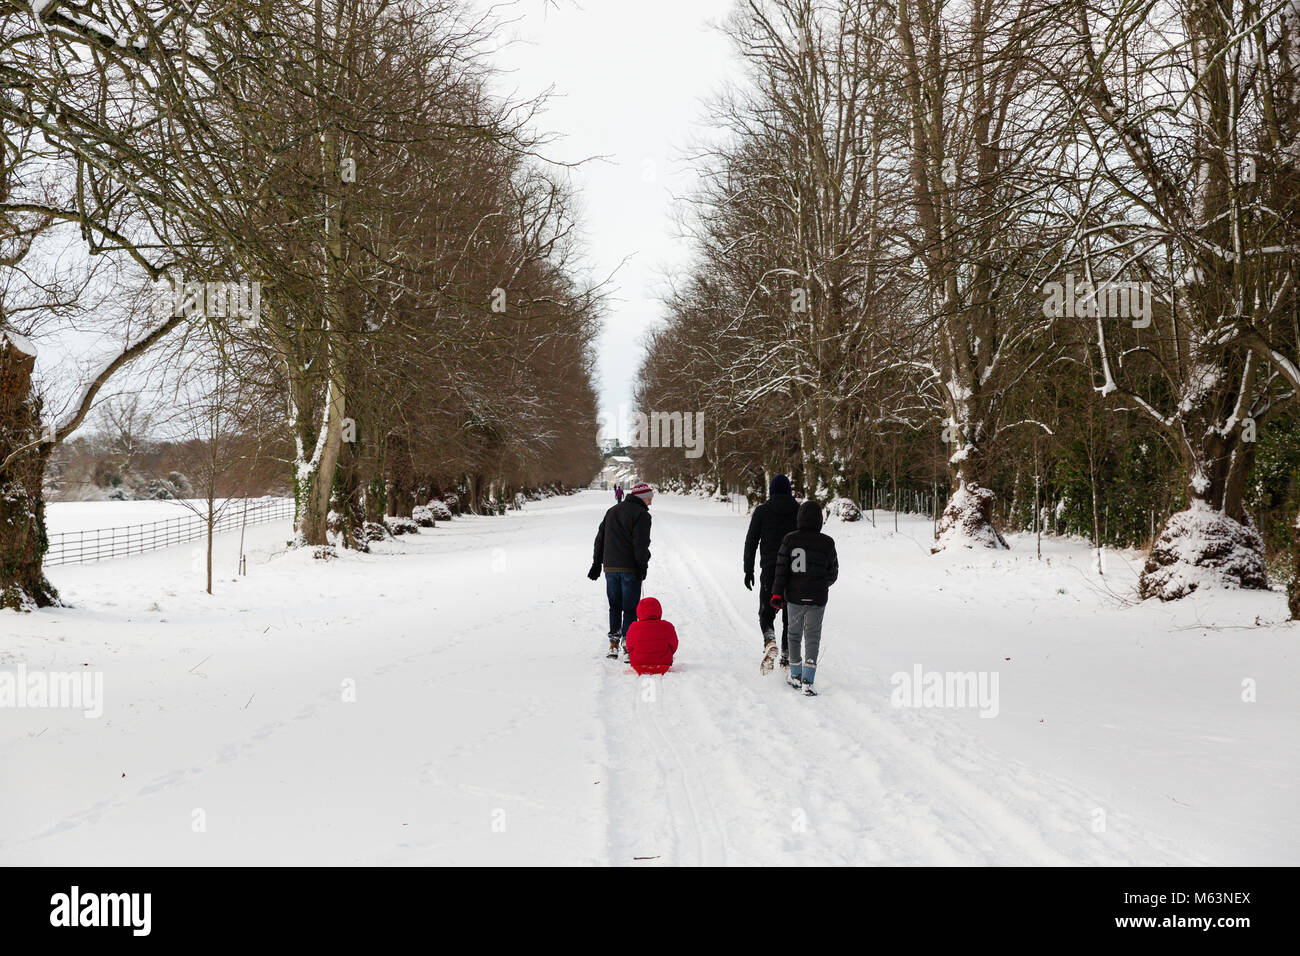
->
<box><xmin>0</xmin><ymin>335</ymin><xmax>59</xmax><ymax>611</ymax></box>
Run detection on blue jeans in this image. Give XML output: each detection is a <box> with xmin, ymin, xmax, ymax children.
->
<box><xmin>605</xmin><ymin>571</ymin><xmax>642</xmax><ymax>640</ymax></box>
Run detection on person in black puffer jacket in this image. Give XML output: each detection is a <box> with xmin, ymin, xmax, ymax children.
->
<box><xmin>743</xmin><ymin>474</ymin><xmax>800</xmax><ymax>663</ymax></box>
<box><xmin>589</xmin><ymin>482</ymin><xmax>654</xmax><ymax>658</ymax></box>
<box><xmin>771</xmin><ymin>499</ymin><xmax>838</xmax><ymax>695</ymax></box>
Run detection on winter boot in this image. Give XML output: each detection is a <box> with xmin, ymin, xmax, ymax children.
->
<box><xmin>786</xmin><ymin>662</ymin><xmax>803</xmax><ymax>689</ymax></box>
<box><xmin>760</xmin><ymin>639</ymin><xmax>779</xmax><ymax>675</ymax></box>
<box><xmin>802</xmin><ymin>659</ymin><xmax>817</xmax><ymax>695</ymax></box>
<box><xmin>607</xmin><ymin>637</ymin><xmax>620</xmax><ymax>659</ymax></box>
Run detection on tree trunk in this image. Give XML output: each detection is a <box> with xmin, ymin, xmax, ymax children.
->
<box><xmin>385</xmin><ymin>436</ymin><xmax>414</xmax><ymax>518</ymax></box>
<box><xmin>364</xmin><ymin>477</ymin><xmax>386</xmax><ymax>523</ymax></box>
<box><xmin>291</xmin><ymin>359</ymin><xmax>346</xmax><ymax>547</ymax></box>
<box><xmin>1140</xmin><ymin>438</ymin><xmax>1268</xmax><ymax>600</ymax></box>
<box><xmin>0</xmin><ymin>336</ymin><xmax>58</xmax><ymax>610</ymax></box>
<box><xmin>796</xmin><ymin>418</ymin><xmax>815</xmax><ymax>498</ymax></box>
<box><xmin>1135</xmin><ymin>323</ymin><xmax>1268</xmax><ymax>599</ymax></box>
<box><xmin>1289</xmin><ymin>512</ymin><xmax>1300</xmax><ymax>621</ymax></box>
<box><xmin>291</xmin><ymin>67</ymin><xmax>351</xmax><ymax>550</ymax></box>
<box><xmin>332</xmin><ymin>433</ymin><xmax>368</xmax><ymax>551</ymax></box>
<box><xmin>933</xmin><ymin>425</ymin><xmax>1007</xmax><ymax>551</ymax></box>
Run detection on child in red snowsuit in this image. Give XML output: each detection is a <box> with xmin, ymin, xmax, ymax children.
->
<box><xmin>625</xmin><ymin>596</ymin><xmax>678</xmax><ymax>675</ymax></box>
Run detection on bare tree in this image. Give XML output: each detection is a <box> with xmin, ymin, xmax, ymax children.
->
<box><xmin>1061</xmin><ymin>0</ymin><xmax>1298</xmax><ymax>597</ymax></box>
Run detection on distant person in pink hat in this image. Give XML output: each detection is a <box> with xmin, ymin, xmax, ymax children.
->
<box><xmin>588</xmin><ymin>482</ymin><xmax>654</xmax><ymax>660</ymax></box>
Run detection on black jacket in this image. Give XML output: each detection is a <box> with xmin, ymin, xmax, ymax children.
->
<box><xmin>773</xmin><ymin>500</ymin><xmax>839</xmax><ymax>606</ymax></box>
<box><xmin>593</xmin><ymin>495</ymin><xmax>651</xmax><ymax>576</ymax></box>
<box><xmin>743</xmin><ymin>492</ymin><xmax>799</xmax><ymax>574</ymax></box>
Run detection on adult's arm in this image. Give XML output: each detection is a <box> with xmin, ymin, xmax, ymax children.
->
<box><xmin>743</xmin><ymin>505</ymin><xmax>763</xmax><ymax>573</ymax></box>
<box><xmin>592</xmin><ymin>514</ymin><xmax>606</xmax><ymax>565</ymax></box>
<box><xmin>827</xmin><ymin>540</ymin><xmax>839</xmax><ymax>587</ymax></box>
<box><xmin>634</xmin><ymin>511</ymin><xmax>652</xmax><ymax>576</ymax></box>
<box><xmin>772</xmin><ymin>535</ymin><xmax>792</xmax><ymax>596</ymax></box>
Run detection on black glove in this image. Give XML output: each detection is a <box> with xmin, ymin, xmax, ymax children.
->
<box><xmin>587</xmin><ymin>562</ymin><xmax>601</xmax><ymax>581</ymax></box>
<box><xmin>744</xmin><ymin>571</ymin><xmax>754</xmax><ymax>591</ymax></box>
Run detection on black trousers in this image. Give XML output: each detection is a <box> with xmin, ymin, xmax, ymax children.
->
<box><xmin>758</xmin><ymin>565</ymin><xmax>788</xmax><ymax>654</ymax></box>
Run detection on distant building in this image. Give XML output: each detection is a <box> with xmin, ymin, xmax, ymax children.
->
<box><xmin>598</xmin><ymin>454</ymin><xmax>636</xmax><ymax>488</ymax></box>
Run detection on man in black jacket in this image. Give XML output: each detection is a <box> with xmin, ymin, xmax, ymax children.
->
<box><xmin>589</xmin><ymin>481</ymin><xmax>654</xmax><ymax>659</ymax></box>
<box><xmin>743</xmin><ymin>473</ymin><xmax>799</xmax><ymax>672</ymax></box>
<box><xmin>771</xmin><ymin>499</ymin><xmax>838</xmax><ymax>695</ymax></box>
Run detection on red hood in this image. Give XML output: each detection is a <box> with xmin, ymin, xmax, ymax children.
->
<box><xmin>636</xmin><ymin>596</ymin><xmax>662</xmax><ymax>621</ymax></box>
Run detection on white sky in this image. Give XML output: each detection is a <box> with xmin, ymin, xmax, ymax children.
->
<box><xmin>488</xmin><ymin>0</ymin><xmax>741</xmax><ymax>442</ymax></box>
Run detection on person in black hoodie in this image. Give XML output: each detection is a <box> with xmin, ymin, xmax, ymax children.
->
<box><xmin>770</xmin><ymin>499</ymin><xmax>838</xmax><ymax>696</ymax></box>
<box><xmin>589</xmin><ymin>482</ymin><xmax>654</xmax><ymax>659</ymax></box>
<box><xmin>743</xmin><ymin>473</ymin><xmax>799</xmax><ymax>672</ymax></box>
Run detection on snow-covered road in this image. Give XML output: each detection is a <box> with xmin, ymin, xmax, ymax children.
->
<box><xmin>1</xmin><ymin>491</ymin><xmax>1295</xmax><ymax>865</ymax></box>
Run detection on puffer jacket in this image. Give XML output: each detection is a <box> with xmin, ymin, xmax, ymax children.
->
<box><xmin>743</xmin><ymin>479</ymin><xmax>800</xmax><ymax>574</ymax></box>
<box><xmin>593</xmin><ymin>495</ymin><xmax>652</xmax><ymax>576</ymax></box>
<box><xmin>625</xmin><ymin>597</ymin><xmax>678</xmax><ymax>675</ymax></box>
<box><xmin>773</xmin><ymin>500</ymin><xmax>839</xmax><ymax>606</ymax></box>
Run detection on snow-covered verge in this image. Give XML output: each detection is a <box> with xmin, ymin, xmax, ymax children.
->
<box><xmin>1</xmin><ymin>492</ymin><xmax>1295</xmax><ymax>865</ymax></box>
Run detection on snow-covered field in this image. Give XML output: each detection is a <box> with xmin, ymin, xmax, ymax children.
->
<box><xmin>44</xmin><ymin>498</ymin><xmax>283</xmax><ymax>537</ymax></box>
<box><xmin>1</xmin><ymin>491</ymin><xmax>1295</xmax><ymax>865</ymax></box>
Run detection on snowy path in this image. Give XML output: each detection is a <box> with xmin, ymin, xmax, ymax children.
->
<box><xmin>603</xmin><ymin>503</ymin><xmax>1192</xmax><ymax>865</ymax></box>
<box><xmin>2</xmin><ymin>491</ymin><xmax>1296</xmax><ymax>865</ymax></box>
